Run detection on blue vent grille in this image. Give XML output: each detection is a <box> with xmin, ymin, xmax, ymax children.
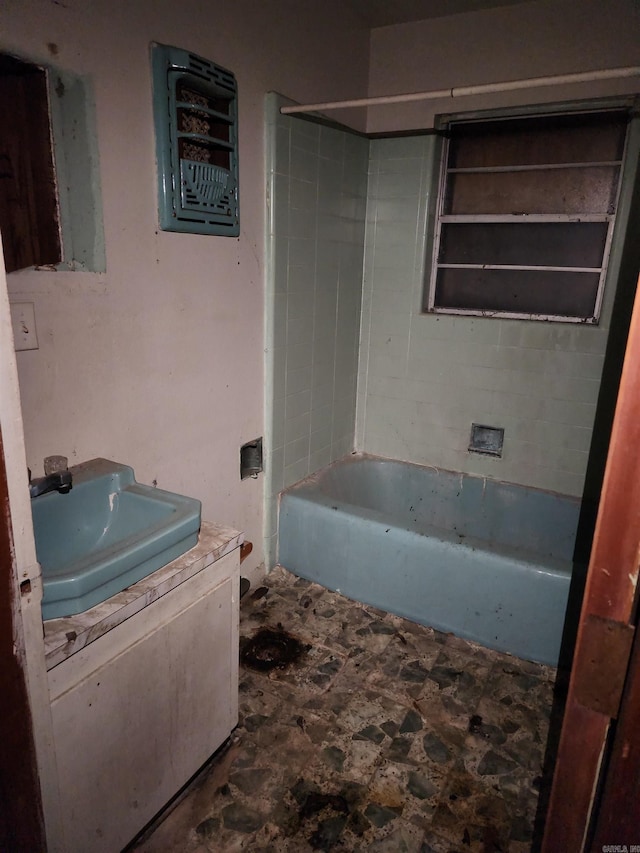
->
<box><xmin>180</xmin><ymin>160</ymin><xmax>231</xmax><ymax>207</ymax></box>
<box><xmin>152</xmin><ymin>43</ymin><xmax>239</xmax><ymax>235</ymax></box>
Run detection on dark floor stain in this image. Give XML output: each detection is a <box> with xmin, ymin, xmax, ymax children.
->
<box><xmin>310</xmin><ymin>814</ymin><xmax>348</xmax><ymax>850</ymax></box>
<box><xmin>250</xmin><ymin>586</ymin><xmax>268</xmax><ymax>600</ymax></box>
<box><xmin>469</xmin><ymin>714</ymin><xmax>484</xmax><ymax>734</ymax></box>
<box><xmin>482</xmin><ymin>822</ymin><xmax>506</xmax><ymax>850</ymax></box>
<box><xmin>290</xmin><ymin>779</ymin><xmax>373</xmax><ymax>850</ymax></box>
<box><xmin>299</xmin><ymin>791</ymin><xmax>349</xmax><ymax>820</ymax></box>
<box><xmin>347</xmin><ymin>808</ymin><xmax>370</xmax><ymax>836</ymax></box>
<box><xmin>240</xmin><ymin>627</ymin><xmax>310</xmax><ymax>672</ymax></box>
<box><xmin>468</xmin><ymin>714</ymin><xmax>509</xmax><ymax>745</ymax></box>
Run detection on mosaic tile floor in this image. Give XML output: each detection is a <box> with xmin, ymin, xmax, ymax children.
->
<box><xmin>134</xmin><ymin>566</ymin><xmax>556</xmax><ymax>852</ymax></box>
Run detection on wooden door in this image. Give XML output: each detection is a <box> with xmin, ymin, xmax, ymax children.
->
<box><xmin>0</xmin><ymin>425</ymin><xmax>47</xmax><ymax>851</ymax></box>
<box><xmin>542</xmin><ymin>276</ymin><xmax>640</xmax><ymax>850</ymax></box>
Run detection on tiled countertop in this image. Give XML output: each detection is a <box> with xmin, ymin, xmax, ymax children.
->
<box><xmin>43</xmin><ymin>521</ymin><xmax>243</xmax><ymax>671</ymax></box>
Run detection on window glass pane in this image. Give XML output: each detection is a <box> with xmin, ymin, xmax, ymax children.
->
<box><xmin>446</xmin><ymin>166</ymin><xmax>620</xmax><ymax>215</ymax></box>
<box><xmin>439</xmin><ymin>222</ymin><xmax>608</xmax><ymax>268</ymax></box>
<box><xmin>426</xmin><ymin>108</ymin><xmax>629</xmax><ymax>321</ymax></box>
<box><xmin>434</xmin><ymin>268</ymin><xmax>600</xmax><ymax>317</ymax></box>
<box><xmin>449</xmin><ymin>112</ymin><xmax>628</xmax><ymax>169</ymax></box>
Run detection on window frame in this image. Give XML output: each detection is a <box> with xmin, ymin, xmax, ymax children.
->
<box><xmin>0</xmin><ymin>50</ymin><xmax>106</xmax><ymax>274</ymax></box>
<box><xmin>424</xmin><ymin>102</ymin><xmax>633</xmax><ymax>324</ymax></box>
<box><xmin>47</xmin><ymin>65</ymin><xmax>106</xmax><ymax>272</ymax></box>
<box><xmin>0</xmin><ymin>54</ymin><xmax>62</xmax><ymax>273</ymax></box>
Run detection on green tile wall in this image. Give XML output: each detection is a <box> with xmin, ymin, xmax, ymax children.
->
<box><xmin>264</xmin><ymin>95</ymin><xmax>368</xmax><ymax>566</ymax></box>
<box><xmin>267</xmin><ymin>113</ymin><xmax>636</xmax><ymax>567</ymax></box>
<box><xmin>356</xmin><ymin>136</ymin><xmax>618</xmax><ymax>498</ymax></box>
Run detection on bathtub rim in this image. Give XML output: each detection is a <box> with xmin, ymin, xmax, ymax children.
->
<box><xmin>279</xmin><ymin>450</ymin><xmax>581</xmax><ymax>571</ymax></box>
<box><xmin>281</xmin><ymin>450</ymin><xmax>583</xmax><ymax>506</ymax></box>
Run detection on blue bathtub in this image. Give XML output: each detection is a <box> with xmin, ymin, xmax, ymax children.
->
<box><xmin>278</xmin><ymin>454</ymin><xmax>579</xmax><ymax>665</ymax></box>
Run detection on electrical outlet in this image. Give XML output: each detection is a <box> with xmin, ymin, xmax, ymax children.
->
<box><xmin>10</xmin><ymin>302</ymin><xmax>38</xmax><ymax>351</ymax></box>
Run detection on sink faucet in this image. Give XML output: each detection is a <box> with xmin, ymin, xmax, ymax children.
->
<box><xmin>29</xmin><ymin>468</ymin><xmax>73</xmax><ymax>498</ymax></box>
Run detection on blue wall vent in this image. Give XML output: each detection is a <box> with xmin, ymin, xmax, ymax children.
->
<box><xmin>151</xmin><ymin>43</ymin><xmax>239</xmax><ymax>236</ymax></box>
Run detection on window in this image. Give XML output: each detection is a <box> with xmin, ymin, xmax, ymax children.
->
<box><xmin>0</xmin><ymin>51</ymin><xmax>105</xmax><ymax>274</ymax></box>
<box><xmin>152</xmin><ymin>43</ymin><xmax>239</xmax><ymax>236</ymax></box>
<box><xmin>0</xmin><ymin>54</ymin><xmax>61</xmax><ymax>273</ymax></box>
<box><xmin>425</xmin><ymin>109</ymin><xmax>629</xmax><ymax>323</ymax></box>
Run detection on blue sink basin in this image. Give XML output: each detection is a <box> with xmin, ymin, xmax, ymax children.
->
<box><xmin>32</xmin><ymin>458</ymin><xmax>201</xmax><ymax>620</ymax></box>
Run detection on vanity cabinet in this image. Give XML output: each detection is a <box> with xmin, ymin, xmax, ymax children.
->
<box><xmin>45</xmin><ymin>525</ymin><xmax>241</xmax><ymax>853</ymax></box>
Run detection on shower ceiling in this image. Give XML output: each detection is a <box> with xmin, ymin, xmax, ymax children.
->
<box><xmin>347</xmin><ymin>0</ymin><xmax>534</xmax><ymax>28</ymax></box>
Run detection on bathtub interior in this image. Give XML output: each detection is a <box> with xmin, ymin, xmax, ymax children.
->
<box><xmin>294</xmin><ymin>455</ymin><xmax>580</xmax><ymax>561</ymax></box>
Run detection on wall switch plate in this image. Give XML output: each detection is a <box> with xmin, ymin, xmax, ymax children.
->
<box><xmin>10</xmin><ymin>302</ymin><xmax>39</xmax><ymax>351</ymax></box>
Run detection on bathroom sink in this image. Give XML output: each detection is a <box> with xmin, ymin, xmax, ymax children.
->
<box><xmin>32</xmin><ymin>458</ymin><xmax>201</xmax><ymax>620</ymax></box>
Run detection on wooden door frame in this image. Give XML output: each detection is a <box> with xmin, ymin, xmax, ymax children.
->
<box><xmin>591</xmin><ymin>619</ymin><xmax>640</xmax><ymax>845</ymax></box>
<box><xmin>543</xmin><ymin>275</ymin><xmax>640</xmax><ymax>850</ymax></box>
<box><xmin>0</xmin><ymin>425</ymin><xmax>46</xmax><ymax>850</ymax></box>
<box><xmin>0</xmin><ymin>230</ymin><xmax>64</xmax><ymax>850</ymax></box>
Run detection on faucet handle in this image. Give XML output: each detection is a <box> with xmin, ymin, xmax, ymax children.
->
<box><xmin>44</xmin><ymin>455</ymin><xmax>68</xmax><ymax>476</ymax></box>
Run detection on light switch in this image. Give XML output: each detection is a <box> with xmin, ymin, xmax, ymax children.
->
<box><xmin>10</xmin><ymin>302</ymin><xmax>38</xmax><ymax>351</ymax></box>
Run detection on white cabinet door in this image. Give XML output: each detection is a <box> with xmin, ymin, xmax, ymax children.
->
<box><xmin>50</xmin><ymin>551</ymin><xmax>239</xmax><ymax>853</ymax></box>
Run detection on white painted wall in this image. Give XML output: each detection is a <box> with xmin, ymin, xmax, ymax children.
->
<box><xmin>366</xmin><ymin>0</ymin><xmax>640</xmax><ymax>133</ymax></box>
<box><xmin>0</xmin><ymin>0</ymin><xmax>370</xmax><ymax>582</ymax></box>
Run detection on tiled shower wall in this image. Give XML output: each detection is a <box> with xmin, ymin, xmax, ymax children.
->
<box><xmin>267</xmin><ymin>120</ymin><xmax>634</xmax><ymax>565</ymax></box>
<box><xmin>356</xmin><ymin>136</ymin><xmax>619</xmax><ymax>498</ymax></box>
<box><xmin>264</xmin><ymin>96</ymin><xmax>368</xmax><ymax>566</ymax></box>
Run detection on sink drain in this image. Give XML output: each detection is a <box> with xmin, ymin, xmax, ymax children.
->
<box><xmin>240</xmin><ymin>628</ymin><xmax>310</xmax><ymax>672</ymax></box>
